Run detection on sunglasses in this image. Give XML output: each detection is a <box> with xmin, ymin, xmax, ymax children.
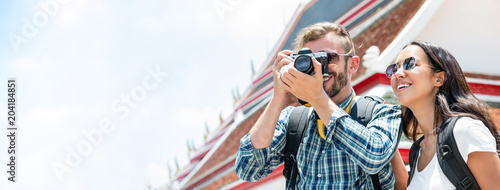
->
<box><xmin>385</xmin><ymin>57</ymin><xmax>416</xmax><ymax>78</ymax></box>
<box><xmin>327</xmin><ymin>52</ymin><xmax>352</xmax><ymax>65</ymax></box>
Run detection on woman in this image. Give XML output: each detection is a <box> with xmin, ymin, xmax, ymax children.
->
<box><xmin>386</xmin><ymin>40</ymin><xmax>500</xmax><ymax>189</ymax></box>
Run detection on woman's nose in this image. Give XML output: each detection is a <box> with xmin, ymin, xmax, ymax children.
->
<box><xmin>393</xmin><ymin>65</ymin><xmax>406</xmax><ymax>78</ymax></box>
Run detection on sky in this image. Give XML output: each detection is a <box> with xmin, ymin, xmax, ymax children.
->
<box><xmin>0</xmin><ymin>0</ymin><xmax>303</xmax><ymax>189</ymax></box>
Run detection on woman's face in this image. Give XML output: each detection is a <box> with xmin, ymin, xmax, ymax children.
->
<box><xmin>390</xmin><ymin>45</ymin><xmax>441</xmax><ymax>109</ymax></box>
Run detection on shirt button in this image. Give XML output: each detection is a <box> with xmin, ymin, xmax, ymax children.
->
<box><xmin>322</xmin><ymin>150</ymin><xmax>326</xmax><ymax>154</ymax></box>
<box><xmin>317</xmin><ymin>174</ymin><xmax>322</xmax><ymax>178</ymax></box>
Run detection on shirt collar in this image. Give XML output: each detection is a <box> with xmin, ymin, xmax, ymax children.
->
<box><xmin>338</xmin><ymin>88</ymin><xmax>355</xmax><ymax>110</ymax></box>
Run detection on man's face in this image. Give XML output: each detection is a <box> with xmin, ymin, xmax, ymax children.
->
<box><xmin>304</xmin><ymin>32</ymin><xmax>350</xmax><ymax>98</ymax></box>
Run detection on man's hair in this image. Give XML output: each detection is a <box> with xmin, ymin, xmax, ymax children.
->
<box><xmin>293</xmin><ymin>22</ymin><xmax>355</xmax><ymax>56</ymax></box>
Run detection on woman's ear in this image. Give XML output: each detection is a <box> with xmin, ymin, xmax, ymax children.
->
<box><xmin>434</xmin><ymin>71</ymin><xmax>446</xmax><ymax>87</ymax></box>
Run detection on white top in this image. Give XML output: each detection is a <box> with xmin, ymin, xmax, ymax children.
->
<box><xmin>407</xmin><ymin>117</ymin><xmax>497</xmax><ymax>190</ymax></box>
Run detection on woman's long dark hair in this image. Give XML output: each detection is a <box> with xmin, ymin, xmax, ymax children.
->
<box><xmin>401</xmin><ymin>41</ymin><xmax>500</xmax><ymax>154</ymax></box>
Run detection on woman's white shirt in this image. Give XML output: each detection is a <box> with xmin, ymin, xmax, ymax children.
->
<box><xmin>407</xmin><ymin>117</ymin><xmax>496</xmax><ymax>190</ymax></box>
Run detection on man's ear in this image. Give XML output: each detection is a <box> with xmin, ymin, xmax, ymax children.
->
<box><xmin>349</xmin><ymin>56</ymin><xmax>359</xmax><ymax>74</ymax></box>
<box><xmin>434</xmin><ymin>71</ymin><xmax>446</xmax><ymax>87</ymax></box>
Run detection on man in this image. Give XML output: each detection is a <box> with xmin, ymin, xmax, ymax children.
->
<box><xmin>235</xmin><ymin>22</ymin><xmax>402</xmax><ymax>189</ymax></box>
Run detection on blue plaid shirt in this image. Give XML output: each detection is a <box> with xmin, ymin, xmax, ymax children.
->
<box><xmin>236</xmin><ymin>90</ymin><xmax>402</xmax><ymax>189</ymax></box>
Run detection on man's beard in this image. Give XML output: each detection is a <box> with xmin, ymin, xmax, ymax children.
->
<box><xmin>324</xmin><ymin>63</ymin><xmax>349</xmax><ymax>98</ymax></box>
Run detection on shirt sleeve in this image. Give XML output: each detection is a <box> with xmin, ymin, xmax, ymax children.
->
<box><xmin>453</xmin><ymin>117</ymin><xmax>497</xmax><ymax>163</ymax></box>
<box><xmin>324</xmin><ymin>104</ymin><xmax>402</xmax><ymax>174</ymax></box>
<box><xmin>235</xmin><ymin>106</ymin><xmax>292</xmax><ymax>182</ymax></box>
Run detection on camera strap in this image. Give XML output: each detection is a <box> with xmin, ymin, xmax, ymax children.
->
<box><xmin>315</xmin><ymin>93</ymin><xmax>356</xmax><ymax>139</ymax></box>
<box><xmin>286</xmin><ymin>94</ymin><xmax>385</xmax><ymax>190</ymax></box>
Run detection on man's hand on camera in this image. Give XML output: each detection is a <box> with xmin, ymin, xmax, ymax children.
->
<box><xmin>280</xmin><ymin>56</ymin><xmax>327</xmax><ymax>104</ymax></box>
<box><xmin>273</xmin><ymin>50</ymin><xmax>294</xmax><ymax>98</ymax></box>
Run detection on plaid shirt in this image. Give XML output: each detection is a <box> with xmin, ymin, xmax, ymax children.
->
<box><xmin>236</xmin><ymin>90</ymin><xmax>402</xmax><ymax>189</ymax></box>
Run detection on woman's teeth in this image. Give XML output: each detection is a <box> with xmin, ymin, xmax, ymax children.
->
<box><xmin>397</xmin><ymin>84</ymin><xmax>410</xmax><ymax>90</ymax></box>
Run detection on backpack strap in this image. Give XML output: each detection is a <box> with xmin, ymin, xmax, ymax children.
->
<box><xmin>349</xmin><ymin>95</ymin><xmax>386</xmax><ymax>190</ymax></box>
<box><xmin>407</xmin><ymin>136</ymin><xmax>424</xmax><ymax>185</ymax></box>
<box><xmin>282</xmin><ymin>96</ymin><xmax>387</xmax><ymax>189</ymax></box>
<box><xmin>350</xmin><ymin>96</ymin><xmax>384</xmax><ymax>126</ymax></box>
<box><xmin>282</xmin><ymin>106</ymin><xmax>311</xmax><ymax>190</ymax></box>
<box><xmin>437</xmin><ymin>116</ymin><xmax>480</xmax><ymax>190</ymax></box>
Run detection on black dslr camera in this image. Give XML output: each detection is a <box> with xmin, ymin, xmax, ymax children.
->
<box><xmin>289</xmin><ymin>48</ymin><xmax>329</xmax><ymax>77</ymax></box>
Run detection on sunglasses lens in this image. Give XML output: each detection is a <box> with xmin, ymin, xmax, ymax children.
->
<box><xmin>328</xmin><ymin>53</ymin><xmax>339</xmax><ymax>64</ymax></box>
<box><xmin>386</xmin><ymin>64</ymin><xmax>397</xmax><ymax>78</ymax></box>
<box><xmin>403</xmin><ymin>57</ymin><xmax>416</xmax><ymax>71</ymax></box>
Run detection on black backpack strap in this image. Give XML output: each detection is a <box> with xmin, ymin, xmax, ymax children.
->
<box><xmin>437</xmin><ymin>116</ymin><xmax>480</xmax><ymax>190</ymax></box>
<box><xmin>370</xmin><ymin>174</ymin><xmax>382</xmax><ymax>190</ymax></box>
<box><xmin>350</xmin><ymin>96</ymin><xmax>384</xmax><ymax>126</ymax></box>
<box><xmin>350</xmin><ymin>95</ymin><xmax>385</xmax><ymax>190</ymax></box>
<box><xmin>407</xmin><ymin>136</ymin><xmax>424</xmax><ymax>186</ymax></box>
<box><xmin>283</xmin><ymin>96</ymin><xmax>388</xmax><ymax>189</ymax></box>
<box><xmin>282</xmin><ymin>106</ymin><xmax>311</xmax><ymax>190</ymax></box>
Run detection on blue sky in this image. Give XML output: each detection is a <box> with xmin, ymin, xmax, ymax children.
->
<box><xmin>0</xmin><ymin>0</ymin><xmax>301</xmax><ymax>189</ymax></box>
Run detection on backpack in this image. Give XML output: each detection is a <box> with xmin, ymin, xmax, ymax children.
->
<box><xmin>408</xmin><ymin>116</ymin><xmax>481</xmax><ymax>190</ymax></box>
<box><xmin>282</xmin><ymin>96</ymin><xmax>388</xmax><ymax>190</ymax></box>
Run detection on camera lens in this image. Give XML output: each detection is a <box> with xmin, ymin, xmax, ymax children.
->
<box><xmin>294</xmin><ymin>56</ymin><xmax>312</xmax><ymax>73</ymax></box>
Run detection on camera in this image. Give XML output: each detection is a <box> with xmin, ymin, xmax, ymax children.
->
<box><xmin>289</xmin><ymin>48</ymin><xmax>329</xmax><ymax>77</ymax></box>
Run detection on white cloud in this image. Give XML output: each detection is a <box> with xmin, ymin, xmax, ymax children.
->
<box><xmin>14</xmin><ymin>54</ymin><xmax>53</xmax><ymax>71</ymax></box>
<box><xmin>139</xmin><ymin>15</ymin><xmax>172</xmax><ymax>30</ymax></box>
<box><xmin>54</xmin><ymin>0</ymin><xmax>90</xmax><ymax>28</ymax></box>
<box><xmin>173</xmin><ymin>106</ymin><xmax>221</xmax><ymax>132</ymax></box>
<box><xmin>25</xmin><ymin>106</ymin><xmax>70</xmax><ymax>130</ymax></box>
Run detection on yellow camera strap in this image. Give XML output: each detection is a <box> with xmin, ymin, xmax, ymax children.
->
<box><xmin>311</xmin><ymin>94</ymin><xmax>356</xmax><ymax>139</ymax></box>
